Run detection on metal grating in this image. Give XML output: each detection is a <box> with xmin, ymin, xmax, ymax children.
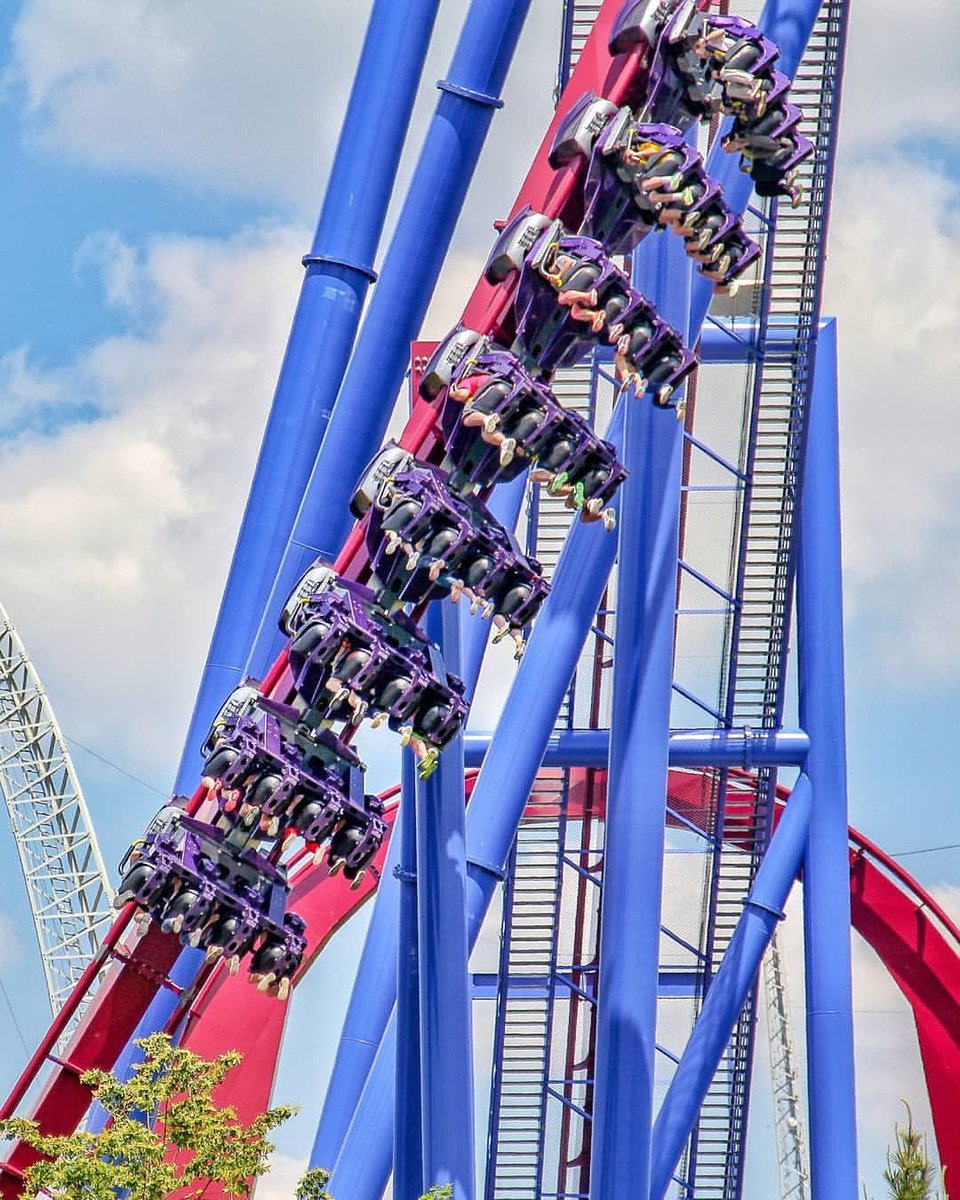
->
<box><xmin>556</xmin><ymin>0</ymin><xmax>604</xmax><ymax>99</ymax></box>
<box><xmin>691</xmin><ymin>3</ymin><xmax>849</xmax><ymax>1196</ymax></box>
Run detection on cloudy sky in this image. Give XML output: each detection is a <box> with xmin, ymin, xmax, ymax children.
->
<box><xmin>0</xmin><ymin>1</ymin><xmax>958</xmax><ymax>1197</ymax></box>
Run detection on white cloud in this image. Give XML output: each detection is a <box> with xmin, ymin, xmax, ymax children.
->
<box><xmin>0</xmin><ymin>222</ymin><xmax>307</xmax><ymax>774</ymax></box>
<box><xmin>256</xmin><ymin>1152</ymin><xmax>309</xmax><ymax>1200</ymax></box>
<box><xmin>4</xmin><ymin>0</ymin><xmax>559</xmax><ymax>233</ymax></box>
<box><xmin>825</xmin><ymin>157</ymin><xmax>960</xmax><ymax>680</ymax></box>
<box><xmin>75</xmin><ymin>231</ymin><xmax>145</xmax><ymax>313</ymax></box>
<box><xmin>838</xmin><ymin>0</ymin><xmax>960</xmax><ymax>157</ymax></box>
<box><xmin>5</xmin><ymin>0</ymin><xmax>368</xmax><ymax>208</ymax></box>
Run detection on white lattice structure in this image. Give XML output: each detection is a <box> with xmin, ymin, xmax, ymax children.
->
<box><xmin>0</xmin><ymin>601</ymin><xmax>114</xmax><ymax>1017</ymax></box>
<box><xmin>764</xmin><ymin>928</ymin><xmax>810</xmax><ymax>1200</ymax></box>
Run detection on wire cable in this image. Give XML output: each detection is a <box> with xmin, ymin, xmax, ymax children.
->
<box><xmin>0</xmin><ymin>974</ymin><xmax>29</xmax><ymax>1055</ymax></box>
<box><xmin>65</xmin><ymin>736</ymin><xmax>167</xmax><ymax>798</ymax></box>
<box><xmin>889</xmin><ymin>843</ymin><xmax>960</xmax><ymax>859</ymax></box>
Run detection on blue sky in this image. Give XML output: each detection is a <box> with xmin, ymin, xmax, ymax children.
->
<box><xmin>0</xmin><ymin>1</ymin><xmax>959</xmax><ymax>1196</ymax></box>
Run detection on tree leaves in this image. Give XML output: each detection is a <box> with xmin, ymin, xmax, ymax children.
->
<box><xmin>0</xmin><ymin>1034</ymin><xmax>295</xmax><ymax>1200</ymax></box>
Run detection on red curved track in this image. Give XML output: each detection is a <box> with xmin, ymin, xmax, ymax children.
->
<box><xmin>2</xmin><ymin>0</ymin><xmax>956</xmax><ymax>1193</ymax></box>
<box><xmin>150</xmin><ymin>773</ymin><xmax>960</xmax><ymax>1188</ymax></box>
<box><xmin>2</xmin><ymin>765</ymin><xmax>957</xmax><ymax>1194</ymax></box>
<box><xmin>0</xmin><ymin>2</ymin><xmax>654</xmax><ymax>1186</ymax></box>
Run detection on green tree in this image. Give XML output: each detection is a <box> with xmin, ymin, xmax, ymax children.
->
<box><xmin>0</xmin><ymin>1036</ymin><xmax>460</xmax><ymax>1200</ymax></box>
<box><xmin>295</xmin><ymin>1167</ymin><xmax>334</xmax><ymax>1200</ymax></box>
<box><xmin>0</xmin><ymin>1033</ymin><xmax>296</xmax><ymax>1200</ymax></box>
<box><xmin>868</xmin><ymin>1102</ymin><xmax>947</xmax><ymax>1200</ymax></box>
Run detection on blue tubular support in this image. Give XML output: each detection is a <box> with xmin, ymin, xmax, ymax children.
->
<box><xmin>650</xmin><ymin>774</ymin><xmax>815</xmax><ymax>1198</ymax></box>
<box><xmin>416</xmin><ymin>604</ymin><xmax>475</xmax><ymax>1197</ymax></box>
<box><xmin>463</xmin><ymin>729</ymin><xmax>810</xmax><ymax>769</ymax></box>
<box><xmin>313</xmin><ymin>483</ymin><xmax>524</xmax><ymax>1171</ymax></box>
<box><xmin>331</xmin><ymin>1020</ymin><xmax>400</xmax><ymax>1200</ymax></box>
<box><xmin>394</xmin><ymin>752</ymin><xmax>423</xmax><ymax>1199</ymax></box>
<box><xmin>584</xmin><ymin>192</ymin><xmax>688</xmax><ymax>1200</ymax></box>
<box><xmin>246</xmin><ymin>0</ymin><xmax>535</xmax><ymax>679</ymax></box>
<box><xmin>311</xmin><ymin>812</ymin><xmax>404</xmax><ymax>1170</ymax></box>
<box><xmin>174</xmin><ymin>0</ymin><xmax>442</xmax><ymax>791</ymax></box>
<box><xmin>590</xmin><ymin>400</ymin><xmax>684</xmax><ymax>1200</ymax></box>
<box><xmin>797</xmin><ymin>320</ymin><xmax>858</xmax><ymax>1198</ymax></box>
<box><xmin>331</xmin><ymin>403</ymin><xmax>628</xmax><ymax>1200</ymax></box>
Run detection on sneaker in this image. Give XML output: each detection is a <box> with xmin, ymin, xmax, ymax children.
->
<box><xmin>418</xmin><ymin>748</ymin><xmax>439</xmax><ymax>780</ymax></box>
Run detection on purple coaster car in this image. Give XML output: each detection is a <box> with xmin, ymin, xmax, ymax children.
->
<box><xmin>487</xmin><ymin>209</ymin><xmax>695</xmax><ymax>401</ymax></box>
<box><xmin>422</xmin><ymin>327</ymin><xmax>626</xmax><ymax>518</ymax></box>
<box><xmin>352</xmin><ymin>443</ymin><xmax>549</xmax><ymax>655</ymax></box>
<box><xmin>281</xmin><ymin>562</ymin><xmax>468</xmax><ymax>751</ymax></box>
<box><xmin>116</xmin><ymin>806</ymin><xmax>306</xmax><ymax>996</ymax></box>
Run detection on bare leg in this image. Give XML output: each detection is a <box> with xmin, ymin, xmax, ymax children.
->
<box><xmin>565</xmin><ymin>300</ymin><xmax>606</xmax><ymax>333</ymax></box>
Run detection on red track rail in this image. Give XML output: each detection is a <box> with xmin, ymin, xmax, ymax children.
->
<box><xmin>6</xmin><ymin>3</ymin><xmax>942</xmax><ymax>1193</ymax></box>
<box><xmin>180</xmin><ymin>772</ymin><xmax>960</xmax><ymax>1186</ymax></box>
<box><xmin>3</xmin><ymin>760</ymin><xmax>956</xmax><ymax>1194</ymax></box>
<box><xmin>0</xmin><ymin>4</ymin><xmax>653</xmax><ymax>1184</ymax></box>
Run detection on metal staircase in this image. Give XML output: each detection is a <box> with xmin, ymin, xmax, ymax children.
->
<box><xmin>485</xmin><ymin>24</ymin><xmax>607</xmax><ymax>1190</ymax></box>
<box><xmin>557</xmin><ymin>1</ymin><xmax>604</xmax><ymax>101</ymax></box>
<box><xmin>485</xmin><ymin>772</ymin><xmax>571</xmax><ymax>1200</ymax></box>
<box><xmin>485</xmin><ymin>355</ymin><xmax>601</xmax><ymax>1199</ymax></box>
<box><xmin>691</xmin><ymin>3</ymin><xmax>848</xmax><ymax>1195</ymax></box>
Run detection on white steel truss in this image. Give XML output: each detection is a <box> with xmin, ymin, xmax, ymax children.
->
<box><xmin>0</xmin><ymin>600</ymin><xmax>114</xmax><ymax>1018</ymax></box>
<box><xmin>764</xmin><ymin>928</ymin><xmax>810</xmax><ymax>1200</ymax></box>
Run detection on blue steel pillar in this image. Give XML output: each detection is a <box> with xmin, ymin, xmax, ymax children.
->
<box><xmin>330</xmin><ymin>406</ymin><xmax>628</xmax><ymax>1200</ymax></box>
<box><xmin>589</xmin><ymin>398</ymin><xmax>684</xmax><ymax>1200</ymax></box>
<box><xmin>395</xmin><ymin>753</ymin><xmax>424</xmax><ymax>1199</ymax></box>
<box><xmin>650</xmin><ymin>775</ymin><xmax>814</xmax><ymax>1197</ymax></box>
<box><xmin>175</xmin><ymin>0</ymin><xmax>441</xmax><ymax>790</ymax></box>
<box><xmin>246</xmin><ymin>0</ymin><xmax>535</xmax><ymax>678</ymax></box>
<box><xmin>416</xmin><ymin>604</ymin><xmax>475</xmax><ymax>1197</ymax></box>
<box><xmin>797</xmin><ymin>320</ymin><xmax>857</xmax><ymax>1199</ymax></box>
<box><xmin>312</xmin><ymin>827</ymin><xmax>404</xmax><ymax>1169</ymax></box>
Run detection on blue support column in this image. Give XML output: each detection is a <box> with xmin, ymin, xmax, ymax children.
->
<box><xmin>151</xmin><ymin>0</ymin><xmax>531</xmax><ymax>1113</ymax></box>
<box><xmin>797</xmin><ymin>320</ymin><xmax>858</xmax><ymax>1199</ymax></box>
<box><xmin>246</xmin><ymin>0</ymin><xmax>535</xmax><ymax>679</ymax></box>
<box><xmin>589</xmin><ymin>399</ymin><xmax>684</xmax><ymax>1200</ymax></box>
<box><xmin>175</xmin><ymin>0</ymin><xmax>442</xmax><ymax>790</ymax></box>
<box><xmin>330</xmin><ymin>405</ymin><xmax>628</xmax><ymax>1200</ymax></box>
<box><xmin>395</xmin><ymin>752</ymin><xmax>424</xmax><ymax>1200</ymax></box>
<box><xmin>312</xmin><ymin>815</ymin><xmax>405</xmax><ymax>1169</ymax></box>
<box><xmin>416</xmin><ymin>602</ymin><xmax>475</xmax><ymax>1198</ymax></box>
<box><xmin>650</xmin><ymin>775</ymin><xmax>814</xmax><ymax>1198</ymax></box>
<box><xmin>584</xmin><ymin>174</ymin><xmax>689</xmax><ymax>1200</ymax></box>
